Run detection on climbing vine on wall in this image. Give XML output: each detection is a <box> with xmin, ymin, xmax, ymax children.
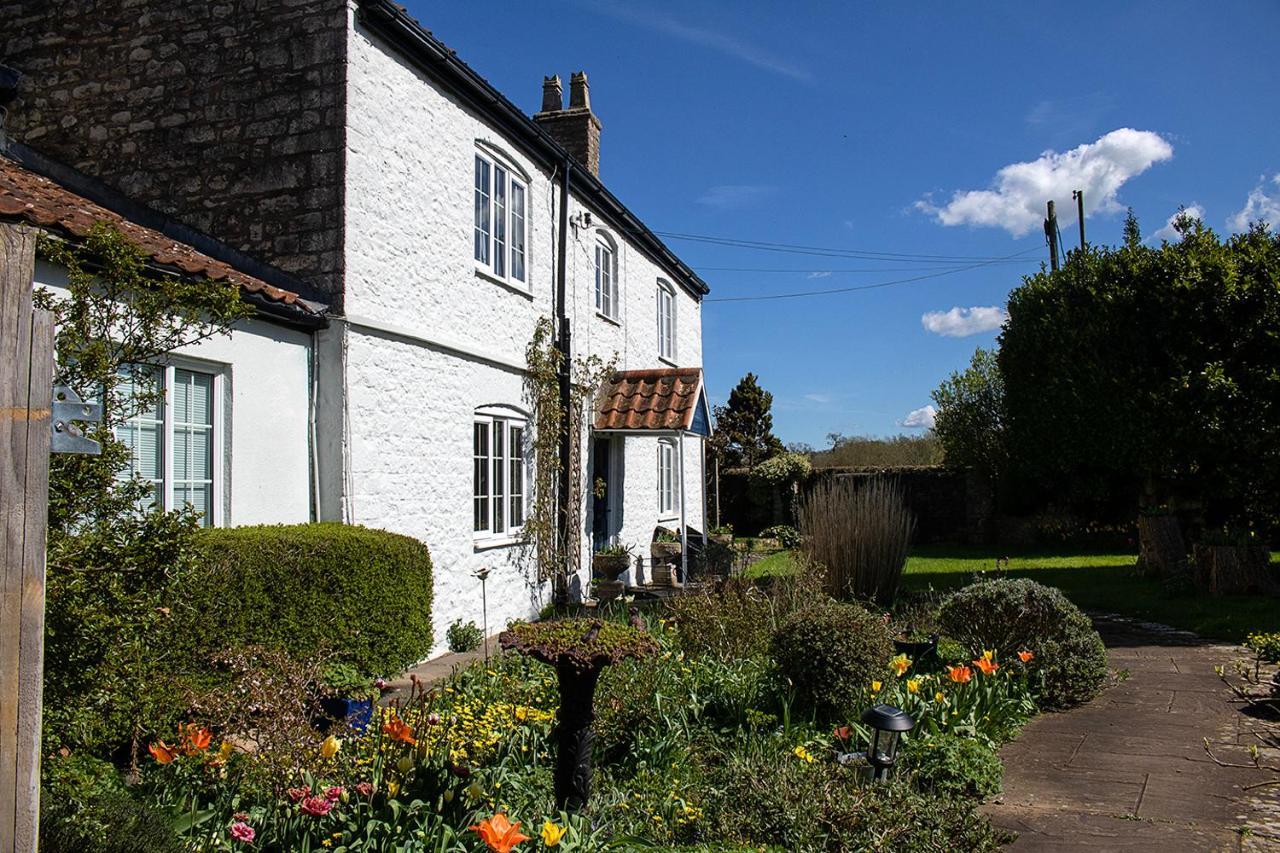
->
<box><xmin>522</xmin><ymin>316</ymin><xmax>616</xmax><ymax>587</ymax></box>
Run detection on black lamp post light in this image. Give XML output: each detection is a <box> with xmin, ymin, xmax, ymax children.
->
<box><xmin>860</xmin><ymin>704</ymin><xmax>915</xmax><ymax>782</ymax></box>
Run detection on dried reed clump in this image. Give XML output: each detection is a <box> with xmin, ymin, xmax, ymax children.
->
<box><xmin>798</xmin><ymin>476</ymin><xmax>916</xmax><ymax>607</ymax></box>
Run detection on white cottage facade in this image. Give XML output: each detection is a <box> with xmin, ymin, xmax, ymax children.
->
<box><xmin>1</xmin><ymin>0</ymin><xmax>711</xmax><ymax>656</ymax></box>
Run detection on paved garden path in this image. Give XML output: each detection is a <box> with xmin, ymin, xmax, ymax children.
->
<box><xmin>984</xmin><ymin>617</ymin><xmax>1280</xmax><ymax>851</ymax></box>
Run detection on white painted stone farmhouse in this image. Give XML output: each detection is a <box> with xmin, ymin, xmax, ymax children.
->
<box><xmin>1</xmin><ymin>0</ymin><xmax>712</xmax><ymax>653</ymax></box>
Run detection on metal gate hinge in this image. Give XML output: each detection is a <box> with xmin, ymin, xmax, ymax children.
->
<box><xmin>51</xmin><ymin>385</ymin><xmax>102</xmax><ymax>455</ymax></box>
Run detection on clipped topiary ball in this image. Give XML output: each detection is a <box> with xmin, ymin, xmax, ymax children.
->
<box><xmin>770</xmin><ymin>602</ymin><xmax>893</xmax><ymax>718</ymax></box>
<box><xmin>937</xmin><ymin>578</ymin><xmax>1108</xmax><ymax>710</ymax></box>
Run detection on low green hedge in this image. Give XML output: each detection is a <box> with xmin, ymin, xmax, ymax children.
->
<box><xmin>177</xmin><ymin>523</ymin><xmax>433</xmax><ymax>678</ymax></box>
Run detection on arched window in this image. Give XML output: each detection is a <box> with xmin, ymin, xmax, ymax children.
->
<box><xmin>656</xmin><ymin>279</ymin><xmax>676</xmax><ymax>361</ymax></box>
<box><xmin>473</xmin><ymin>406</ymin><xmax>527</xmax><ymax>538</ymax></box>
<box><xmin>594</xmin><ymin>231</ymin><xmax>620</xmax><ymax>321</ymax></box>
<box><xmin>473</xmin><ymin>145</ymin><xmax>529</xmax><ymax>286</ymax></box>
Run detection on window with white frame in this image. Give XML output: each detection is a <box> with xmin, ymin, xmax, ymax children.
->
<box><xmin>474</xmin><ymin>152</ymin><xmax>527</xmax><ymax>285</ymax></box>
<box><xmin>657</xmin><ymin>439</ymin><xmax>677</xmax><ymax>517</ymax></box>
<box><xmin>594</xmin><ymin>233</ymin><xmax>619</xmax><ymax>320</ymax></box>
<box><xmin>657</xmin><ymin>281</ymin><xmax>676</xmax><ymax>361</ymax></box>
<box><xmin>473</xmin><ymin>413</ymin><xmax>527</xmax><ymax>538</ymax></box>
<box><xmin>115</xmin><ymin>362</ymin><xmax>221</xmax><ymax>527</ymax></box>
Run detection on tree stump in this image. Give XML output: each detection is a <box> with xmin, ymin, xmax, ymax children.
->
<box><xmin>1137</xmin><ymin>515</ymin><xmax>1187</xmax><ymax>578</ymax></box>
<box><xmin>1193</xmin><ymin>544</ymin><xmax>1274</xmax><ymax>596</ymax></box>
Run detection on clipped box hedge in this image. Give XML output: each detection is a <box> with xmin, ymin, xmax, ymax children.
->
<box><xmin>177</xmin><ymin>522</ymin><xmax>433</xmax><ymax>678</ymax></box>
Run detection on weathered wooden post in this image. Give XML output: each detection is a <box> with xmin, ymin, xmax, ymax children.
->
<box><xmin>1</xmin><ymin>223</ymin><xmax>53</xmax><ymax>853</ymax></box>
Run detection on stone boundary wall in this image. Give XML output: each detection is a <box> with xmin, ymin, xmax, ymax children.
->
<box><xmin>1</xmin><ymin>0</ymin><xmax>348</xmax><ymax>299</ymax></box>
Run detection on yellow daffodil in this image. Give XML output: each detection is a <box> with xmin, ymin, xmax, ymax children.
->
<box><xmin>320</xmin><ymin>735</ymin><xmax>341</xmax><ymax>759</ymax></box>
<box><xmin>935</xmin><ymin>691</ymin><xmax>946</xmax><ymax>703</ymax></box>
<box><xmin>906</xmin><ymin>679</ymin><xmax>920</xmax><ymax>694</ymax></box>
<box><xmin>792</xmin><ymin>745</ymin><xmax>815</xmax><ymax>764</ymax></box>
<box><xmin>541</xmin><ymin>820</ymin><xmax>566</xmax><ymax>847</ymax></box>
<box><xmin>217</xmin><ymin>740</ymin><xmax>235</xmax><ymax>763</ymax></box>
<box><xmin>871</xmin><ymin>680</ymin><xmax>882</xmax><ymax>693</ymax></box>
<box><xmin>387</xmin><ymin>780</ymin><xmax>401</xmax><ymax>797</ymax></box>
<box><xmin>890</xmin><ymin>654</ymin><xmax>911</xmax><ymax>676</ymax></box>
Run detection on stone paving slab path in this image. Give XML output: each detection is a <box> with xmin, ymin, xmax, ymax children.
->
<box><xmin>983</xmin><ymin>617</ymin><xmax>1280</xmax><ymax>851</ymax></box>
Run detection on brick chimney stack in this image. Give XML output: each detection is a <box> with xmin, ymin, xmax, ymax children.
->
<box><xmin>534</xmin><ymin>70</ymin><xmax>602</xmax><ymax>178</ymax></box>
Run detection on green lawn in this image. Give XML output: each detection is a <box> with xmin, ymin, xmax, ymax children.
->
<box><xmin>742</xmin><ymin>544</ymin><xmax>1280</xmax><ymax>643</ymax></box>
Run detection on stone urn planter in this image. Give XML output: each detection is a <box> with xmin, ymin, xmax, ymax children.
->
<box><xmin>650</xmin><ymin>539</ymin><xmax>681</xmax><ymax>587</ymax></box>
<box><xmin>591</xmin><ymin>551</ymin><xmax>632</xmax><ymax>582</ymax></box>
<box><xmin>499</xmin><ymin>619</ymin><xmax>657</xmax><ymax>811</ymax></box>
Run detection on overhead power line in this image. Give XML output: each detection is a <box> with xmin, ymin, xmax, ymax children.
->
<box><xmin>651</xmin><ymin>229</ymin><xmax>1041</xmax><ymax>263</ymax></box>
<box><xmin>706</xmin><ymin>247</ymin><xmax>1043</xmax><ymax>303</ymax></box>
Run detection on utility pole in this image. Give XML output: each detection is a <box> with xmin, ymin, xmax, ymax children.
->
<box><xmin>1072</xmin><ymin>189</ymin><xmax>1085</xmax><ymax>252</ymax></box>
<box><xmin>1044</xmin><ymin>200</ymin><xmax>1060</xmax><ymax>272</ymax></box>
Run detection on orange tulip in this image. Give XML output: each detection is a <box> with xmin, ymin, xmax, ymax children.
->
<box><xmin>974</xmin><ymin>657</ymin><xmax>999</xmax><ymax>676</ymax></box>
<box><xmin>148</xmin><ymin>740</ymin><xmax>178</xmax><ymax>764</ymax></box>
<box><xmin>470</xmin><ymin>813</ymin><xmax>530</xmax><ymax>853</ymax></box>
<box><xmin>180</xmin><ymin>724</ymin><xmax>212</xmax><ymax>754</ymax></box>
<box><xmin>1018</xmin><ymin>649</ymin><xmax>1035</xmax><ymax>663</ymax></box>
<box><xmin>383</xmin><ymin>713</ymin><xmax>417</xmax><ymax>747</ymax></box>
<box><xmin>948</xmin><ymin>665</ymin><xmax>972</xmax><ymax>684</ymax></box>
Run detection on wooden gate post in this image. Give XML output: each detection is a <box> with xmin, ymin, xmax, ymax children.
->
<box><xmin>1</xmin><ymin>223</ymin><xmax>53</xmax><ymax>853</ymax></box>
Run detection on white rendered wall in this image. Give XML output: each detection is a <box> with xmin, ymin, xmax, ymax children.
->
<box><xmin>34</xmin><ymin>258</ymin><xmax>314</xmax><ymax>527</ymax></box>
<box><xmin>343</xmin><ymin>9</ymin><xmax>707</xmax><ymax>651</ymax></box>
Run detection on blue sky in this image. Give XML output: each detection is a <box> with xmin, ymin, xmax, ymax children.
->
<box><xmin>408</xmin><ymin>0</ymin><xmax>1280</xmax><ymax>447</ymax></box>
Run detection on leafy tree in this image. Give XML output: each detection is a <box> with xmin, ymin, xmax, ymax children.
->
<box><xmin>712</xmin><ymin>372</ymin><xmax>784</xmax><ymax>469</ymax></box>
<box><xmin>931</xmin><ymin>348</ymin><xmax>1006</xmax><ymax>482</ymax></box>
<box><xmin>35</xmin><ymin>223</ymin><xmax>251</xmax><ymax>762</ymax></box>
<box><xmin>998</xmin><ymin>214</ymin><xmax>1280</xmax><ymax>531</ymax></box>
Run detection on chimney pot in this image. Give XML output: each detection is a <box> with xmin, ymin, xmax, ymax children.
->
<box><xmin>540</xmin><ymin>75</ymin><xmax>563</xmax><ymax>113</ymax></box>
<box><xmin>568</xmin><ymin>71</ymin><xmax>590</xmax><ymax>110</ymax></box>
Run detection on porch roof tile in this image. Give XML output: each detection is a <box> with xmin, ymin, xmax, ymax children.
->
<box><xmin>595</xmin><ymin>367</ymin><xmax>703</xmax><ymax>432</ymax></box>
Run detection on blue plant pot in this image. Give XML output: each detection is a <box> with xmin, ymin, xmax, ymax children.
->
<box><xmin>318</xmin><ymin>696</ymin><xmax>373</xmax><ymax>734</ymax></box>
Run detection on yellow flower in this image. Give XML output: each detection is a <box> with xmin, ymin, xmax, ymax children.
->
<box><xmin>890</xmin><ymin>654</ymin><xmax>911</xmax><ymax>676</ymax></box>
<box><xmin>906</xmin><ymin>679</ymin><xmax>920</xmax><ymax>694</ymax></box>
<box><xmin>935</xmin><ymin>691</ymin><xmax>946</xmax><ymax>703</ymax></box>
<box><xmin>217</xmin><ymin>740</ymin><xmax>235</xmax><ymax>763</ymax></box>
<box><xmin>792</xmin><ymin>745</ymin><xmax>815</xmax><ymax>764</ymax></box>
<box><xmin>981</xmin><ymin>649</ymin><xmax>995</xmax><ymax>662</ymax></box>
<box><xmin>871</xmin><ymin>680</ymin><xmax>882</xmax><ymax>693</ymax></box>
<box><xmin>320</xmin><ymin>735</ymin><xmax>341</xmax><ymax>759</ymax></box>
<box><xmin>541</xmin><ymin>820</ymin><xmax>566</xmax><ymax>847</ymax></box>
<box><xmin>467</xmin><ymin>781</ymin><xmax>484</xmax><ymax>803</ymax></box>
<box><xmin>386</xmin><ymin>781</ymin><xmax>401</xmax><ymax>797</ymax></box>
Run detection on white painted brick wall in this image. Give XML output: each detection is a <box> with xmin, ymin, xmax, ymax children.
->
<box><xmin>341</xmin><ymin>8</ymin><xmax>707</xmax><ymax>654</ymax></box>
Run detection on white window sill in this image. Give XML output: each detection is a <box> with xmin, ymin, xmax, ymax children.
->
<box><xmin>596</xmin><ymin>311</ymin><xmax>622</xmax><ymax>327</ymax></box>
<box><xmin>474</xmin><ymin>534</ymin><xmax>524</xmax><ymax>552</ymax></box>
<box><xmin>657</xmin><ymin>513</ymin><xmax>680</xmax><ymax>522</ymax></box>
<box><xmin>658</xmin><ymin>355</ymin><xmax>678</xmax><ymax>368</ymax></box>
<box><xmin>474</xmin><ymin>266</ymin><xmax>534</xmax><ymax>299</ymax></box>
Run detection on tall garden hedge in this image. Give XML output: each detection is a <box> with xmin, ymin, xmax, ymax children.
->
<box><xmin>178</xmin><ymin>523</ymin><xmax>434</xmax><ymax>677</ymax></box>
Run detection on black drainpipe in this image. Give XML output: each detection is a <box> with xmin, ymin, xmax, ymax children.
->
<box><xmin>554</xmin><ymin>156</ymin><xmax>572</xmax><ymax>606</ymax></box>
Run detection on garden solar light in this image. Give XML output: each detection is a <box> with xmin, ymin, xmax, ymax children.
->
<box><xmin>861</xmin><ymin>703</ymin><xmax>915</xmax><ymax>781</ymax></box>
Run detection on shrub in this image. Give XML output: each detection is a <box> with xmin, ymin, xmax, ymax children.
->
<box><xmin>179</xmin><ymin>523</ymin><xmax>433</xmax><ymax>678</ymax></box>
<box><xmin>938</xmin><ymin>578</ymin><xmax>1108</xmax><ymax>710</ymax></box>
<box><xmin>799</xmin><ymin>477</ymin><xmax>915</xmax><ymax>606</ymax></box>
<box><xmin>760</xmin><ymin>524</ymin><xmax>802</xmax><ymax>549</ymax></box>
<box><xmin>668</xmin><ymin>570</ymin><xmax>825</xmax><ymax>660</ymax></box>
<box><xmin>770</xmin><ymin>602</ymin><xmax>893</xmax><ymax>718</ymax></box>
<box><xmin>447</xmin><ymin>619</ymin><xmax>485</xmax><ymax>653</ymax></box>
<box><xmin>1246</xmin><ymin>631</ymin><xmax>1280</xmax><ymax>663</ymax></box>
<box><xmin>704</xmin><ymin>739</ymin><xmax>1008</xmax><ymax>851</ymax></box>
<box><xmin>41</xmin><ymin>754</ymin><xmax>181</xmax><ymax>853</ymax></box>
<box><xmin>907</xmin><ymin>733</ymin><xmax>1004</xmax><ymax>799</ymax></box>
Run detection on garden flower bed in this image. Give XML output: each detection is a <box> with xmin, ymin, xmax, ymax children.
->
<box><xmin>73</xmin><ymin>570</ymin><xmax>1105</xmax><ymax>852</ymax></box>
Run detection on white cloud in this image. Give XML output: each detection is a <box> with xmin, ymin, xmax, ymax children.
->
<box><xmin>696</xmin><ymin>184</ymin><xmax>775</xmax><ymax>210</ymax></box>
<box><xmin>1227</xmin><ymin>174</ymin><xmax>1280</xmax><ymax>232</ymax></box>
<box><xmin>803</xmin><ymin>393</ymin><xmax>833</xmax><ymax>404</ymax></box>
<box><xmin>1151</xmin><ymin>204</ymin><xmax>1205</xmax><ymax>243</ymax></box>
<box><xmin>921</xmin><ymin>306</ymin><xmax>1008</xmax><ymax>338</ymax></box>
<box><xmin>917</xmin><ymin>128</ymin><xmax>1174</xmax><ymax>237</ymax></box>
<box><xmin>899</xmin><ymin>405</ymin><xmax>937</xmax><ymax>429</ymax></box>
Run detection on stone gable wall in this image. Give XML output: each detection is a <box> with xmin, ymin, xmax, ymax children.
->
<box><xmin>1</xmin><ymin>0</ymin><xmax>348</xmax><ymax>299</ymax></box>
